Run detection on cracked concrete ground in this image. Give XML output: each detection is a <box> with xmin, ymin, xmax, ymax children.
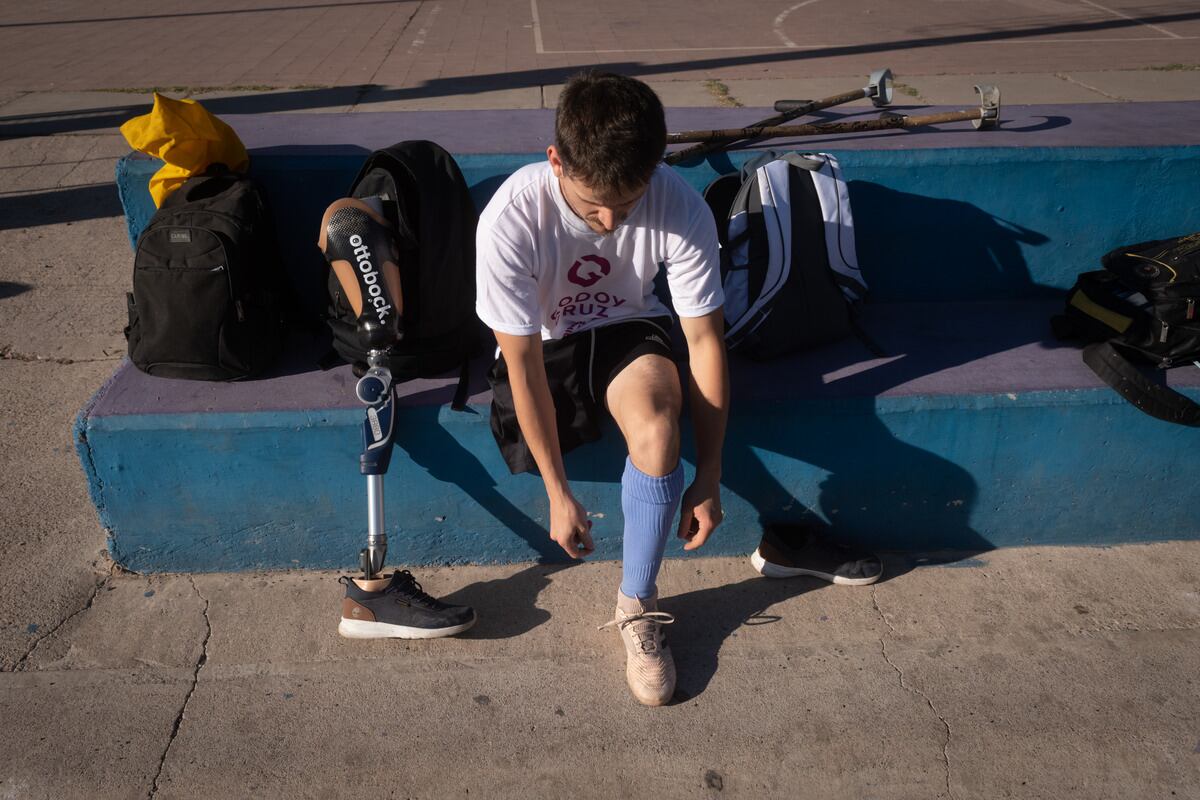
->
<box><xmin>2</xmin><ymin>552</ymin><xmax>1198</xmax><ymax>798</ymax></box>
<box><xmin>2</xmin><ymin>75</ymin><xmax>1200</xmax><ymax>799</ymax></box>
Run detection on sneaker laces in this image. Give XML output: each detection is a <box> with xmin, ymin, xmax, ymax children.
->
<box><xmin>337</xmin><ymin>571</ymin><xmax>449</xmax><ymax>609</ymax></box>
<box><xmin>598</xmin><ymin>610</ymin><xmax>675</xmax><ymax>654</ymax></box>
<box><xmin>387</xmin><ymin>570</ymin><xmax>447</xmax><ymax>609</ymax></box>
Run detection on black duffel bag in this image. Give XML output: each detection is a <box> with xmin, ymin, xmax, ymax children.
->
<box><xmin>1053</xmin><ymin>232</ymin><xmax>1200</xmax><ymax>425</ymax></box>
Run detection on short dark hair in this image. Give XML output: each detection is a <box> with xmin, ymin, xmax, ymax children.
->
<box><xmin>554</xmin><ymin>72</ymin><xmax>666</xmax><ymax>197</ymax></box>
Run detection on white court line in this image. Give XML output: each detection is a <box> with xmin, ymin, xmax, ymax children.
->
<box><xmin>531</xmin><ymin>0</ymin><xmax>544</xmax><ymax>54</ymax></box>
<box><xmin>530</xmin><ymin>0</ymin><xmax>1193</xmax><ymax>55</ymax></box>
<box><xmin>406</xmin><ymin>2</ymin><xmax>441</xmax><ymax>55</ymax></box>
<box><xmin>530</xmin><ymin>0</ymin><xmax>811</xmax><ymax>53</ymax></box>
<box><xmin>774</xmin><ymin>0</ymin><xmax>825</xmax><ymax>49</ymax></box>
<box><xmin>1079</xmin><ymin>0</ymin><xmax>1183</xmax><ymax>39</ymax></box>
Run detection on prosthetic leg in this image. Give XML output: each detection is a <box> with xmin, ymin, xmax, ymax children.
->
<box><xmin>323</xmin><ymin>198</ymin><xmax>477</xmax><ymax>638</ymax></box>
<box><xmin>320</xmin><ymin>197</ymin><xmax>404</xmax><ymax>580</ymax></box>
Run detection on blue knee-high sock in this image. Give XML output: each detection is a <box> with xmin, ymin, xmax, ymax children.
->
<box><xmin>620</xmin><ymin>457</ymin><xmax>685</xmax><ymax>600</ymax></box>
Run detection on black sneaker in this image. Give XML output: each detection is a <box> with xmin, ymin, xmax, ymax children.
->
<box><xmin>750</xmin><ymin>524</ymin><xmax>882</xmax><ymax>586</ymax></box>
<box><xmin>338</xmin><ymin>570</ymin><xmax>477</xmax><ymax>639</ymax></box>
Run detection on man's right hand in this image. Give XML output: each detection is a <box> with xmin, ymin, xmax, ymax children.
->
<box><xmin>550</xmin><ymin>494</ymin><xmax>594</xmax><ymax>559</ymax></box>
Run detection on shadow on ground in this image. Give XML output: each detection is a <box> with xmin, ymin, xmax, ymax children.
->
<box><xmin>441</xmin><ymin>562</ymin><xmax>581</xmax><ymax>640</ymax></box>
<box><xmin>2</xmin><ymin>7</ymin><xmax>1196</xmax><ymax>137</ymax></box>
<box><xmin>664</xmin><ymin>549</ymin><xmax>988</xmax><ymax>700</ymax></box>
<box><xmin>0</xmin><ymin>183</ymin><xmax>123</xmax><ymax>230</ymax></box>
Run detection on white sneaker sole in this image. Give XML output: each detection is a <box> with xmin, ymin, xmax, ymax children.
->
<box><xmin>338</xmin><ymin>612</ymin><xmax>477</xmax><ymax>639</ymax></box>
<box><xmin>750</xmin><ymin>548</ymin><xmax>881</xmax><ymax>586</ymax></box>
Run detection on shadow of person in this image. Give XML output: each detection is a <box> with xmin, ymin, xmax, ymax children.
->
<box><xmin>665</xmin><ymin>545</ymin><xmax>963</xmax><ymax>701</ymax></box>
<box><xmin>637</xmin><ymin>186</ymin><xmax>1064</xmax><ymax>699</ymax></box>
<box><xmin>662</xmin><ymin>575</ymin><xmax>823</xmax><ymax>701</ymax></box>
<box><xmin>389</xmin><ymin>399</ymin><xmax>562</xmax><ymax>562</ymax></box>
<box><xmin>851</xmin><ymin>182</ymin><xmax>1051</xmax><ymax>302</ymax></box>
<box><xmin>694</xmin><ymin>187</ymin><xmax>1056</xmax><ymax>570</ymax></box>
<box><xmin>440</xmin><ymin>561</ymin><xmax>581</xmax><ymax>640</ymax></box>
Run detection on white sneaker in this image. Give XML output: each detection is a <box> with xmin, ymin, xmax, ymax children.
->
<box><xmin>599</xmin><ymin>591</ymin><xmax>676</xmax><ymax>707</ymax></box>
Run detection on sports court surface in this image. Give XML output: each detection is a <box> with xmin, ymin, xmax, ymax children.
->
<box><xmin>0</xmin><ymin>0</ymin><xmax>1196</xmax><ymax>91</ymax></box>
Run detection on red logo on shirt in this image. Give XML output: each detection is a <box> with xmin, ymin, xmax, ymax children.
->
<box><xmin>567</xmin><ymin>255</ymin><xmax>611</xmax><ymax>287</ymax></box>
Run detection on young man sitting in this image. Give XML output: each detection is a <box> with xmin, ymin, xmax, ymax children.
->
<box><xmin>475</xmin><ymin>72</ymin><xmax>729</xmax><ymax>706</ymax></box>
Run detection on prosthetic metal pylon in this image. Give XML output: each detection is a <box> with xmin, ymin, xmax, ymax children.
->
<box><xmin>356</xmin><ymin>356</ymin><xmax>396</xmax><ymax>579</ymax></box>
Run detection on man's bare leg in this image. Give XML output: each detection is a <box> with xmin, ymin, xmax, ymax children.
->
<box><xmin>600</xmin><ymin>353</ymin><xmax>684</xmax><ymax>705</ymax></box>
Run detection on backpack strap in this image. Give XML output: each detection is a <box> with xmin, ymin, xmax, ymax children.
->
<box><xmin>1082</xmin><ymin>342</ymin><xmax>1200</xmax><ymax>426</ymax></box>
<box><xmin>450</xmin><ymin>359</ymin><xmax>471</xmax><ymax>411</ymax></box>
<box><xmin>848</xmin><ymin>314</ymin><xmax>886</xmax><ymax>358</ymax></box>
<box><xmin>779</xmin><ymin>152</ymin><xmax>825</xmax><ymax>172</ymax></box>
<box><xmin>739</xmin><ymin>150</ymin><xmax>779</xmax><ymax>180</ymax></box>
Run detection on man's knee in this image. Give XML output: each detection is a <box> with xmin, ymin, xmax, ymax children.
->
<box><xmin>624</xmin><ymin>406</ymin><xmax>681</xmax><ymax>476</ymax></box>
<box><xmin>608</xmin><ymin>355</ymin><xmax>683</xmax><ymax>475</ymax></box>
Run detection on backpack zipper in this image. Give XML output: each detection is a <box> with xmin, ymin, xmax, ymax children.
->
<box><xmin>1188</xmin><ymin>299</ymin><xmax>1195</xmax><ymax>321</ymax></box>
<box><xmin>1126</xmin><ymin>252</ymin><xmax>1179</xmax><ymax>282</ymax></box>
<box><xmin>139</xmin><ymin>225</ymin><xmax>237</xmax><ymax>307</ymax></box>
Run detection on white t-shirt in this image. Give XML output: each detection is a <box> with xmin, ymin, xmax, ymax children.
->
<box><xmin>475</xmin><ymin>161</ymin><xmax>723</xmax><ymax>340</ymax></box>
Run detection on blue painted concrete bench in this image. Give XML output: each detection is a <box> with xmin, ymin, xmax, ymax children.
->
<box><xmin>79</xmin><ymin>103</ymin><xmax>1200</xmax><ymax>572</ymax></box>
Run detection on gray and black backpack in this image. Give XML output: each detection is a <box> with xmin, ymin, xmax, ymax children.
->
<box><xmin>704</xmin><ymin>152</ymin><xmax>869</xmax><ymax>361</ymax></box>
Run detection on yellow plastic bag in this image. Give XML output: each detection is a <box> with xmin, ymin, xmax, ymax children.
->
<box><xmin>120</xmin><ymin>93</ymin><xmax>249</xmax><ymax>207</ymax></box>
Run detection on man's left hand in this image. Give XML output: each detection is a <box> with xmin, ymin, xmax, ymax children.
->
<box><xmin>677</xmin><ymin>479</ymin><xmax>723</xmax><ymax>551</ymax></box>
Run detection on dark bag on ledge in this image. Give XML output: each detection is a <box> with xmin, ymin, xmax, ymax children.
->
<box><xmin>1053</xmin><ymin>232</ymin><xmax>1200</xmax><ymax>425</ymax></box>
<box><xmin>325</xmin><ymin>141</ymin><xmax>481</xmax><ymax>406</ymax></box>
<box><xmin>125</xmin><ymin>171</ymin><xmax>286</xmax><ymax>380</ymax></box>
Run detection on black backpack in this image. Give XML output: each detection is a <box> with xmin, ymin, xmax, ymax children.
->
<box><xmin>326</xmin><ymin>140</ymin><xmax>481</xmax><ymax>404</ymax></box>
<box><xmin>1053</xmin><ymin>232</ymin><xmax>1200</xmax><ymax>425</ymax></box>
<box><xmin>703</xmin><ymin>152</ymin><xmax>871</xmax><ymax>361</ymax></box>
<box><xmin>125</xmin><ymin>172</ymin><xmax>286</xmax><ymax>380</ymax></box>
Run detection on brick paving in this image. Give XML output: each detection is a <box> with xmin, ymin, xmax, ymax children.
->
<box><xmin>0</xmin><ymin>0</ymin><xmax>1196</xmax><ymax>93</ymax></box>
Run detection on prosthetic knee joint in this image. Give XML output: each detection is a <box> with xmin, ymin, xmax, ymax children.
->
<box><xmin>320</xmin><ymin>197</ymin><xmax>404</xmax><ymax>580</ymax></box>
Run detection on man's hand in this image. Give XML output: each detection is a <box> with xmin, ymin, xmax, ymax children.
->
<box><xmin>550</xmin><ymin>494</ymin><xmax>595</xmax><ymax>558</ymax></box>
<box><xmin>677</xmin><ymin>477</ymin><xmax>723</xmax><ymax>551</ymax></box>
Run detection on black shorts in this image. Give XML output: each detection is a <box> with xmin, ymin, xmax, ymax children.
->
<box><xmin>487</xmin><ymin>316</ymin><xmax>675</xmax><ymax>474</ymax></box>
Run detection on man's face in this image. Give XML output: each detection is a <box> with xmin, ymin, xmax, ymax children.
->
<box><xmin>548</xmin><ymin>146</ymin><xmax>648</xmax><ymax>236</ymax></box>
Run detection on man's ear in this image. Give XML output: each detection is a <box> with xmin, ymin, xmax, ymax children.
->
<box><xmin>547</xmin><ymin>145</ymin><xmax>564</xmax><ymax>178</ymax></box>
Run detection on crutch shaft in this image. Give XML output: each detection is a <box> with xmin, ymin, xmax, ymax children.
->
<box><xmin>666</xmin><ymin>108</ymin><xmax>984</xmax><ymax>144</ymax></box>
<box><xmin>664</xmin><ymin>69</ymin><xmax>893</xmax><ymax>164</ymax></box>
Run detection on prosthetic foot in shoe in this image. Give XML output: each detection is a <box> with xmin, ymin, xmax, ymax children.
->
<box><xmin>339</xmin><ymin>570</ymin><xmax>477</xmax><ymax>639</ymax></box>
<box><xmin>319</xmin><ymin>197</ymin><xmax>404</xmax><ymax>351</ymax></box>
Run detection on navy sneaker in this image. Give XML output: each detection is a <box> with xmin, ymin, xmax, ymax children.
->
<box><xmin>338</xmin><ymin>570</ymin><xmax>476</xmax><ymax>639</ymax></box>
<box><xmin>751</xmin><ymin>524</ymin><xmax>882</xmax><ymax>586</ymax></box>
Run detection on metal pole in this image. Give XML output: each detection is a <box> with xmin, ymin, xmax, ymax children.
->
<box><xmin>365</xmin><ymin>474</ymin><xmax>387</xmax><ymax>578</ymax></box>
<box><xmin>664</xmin><ymin>68</ymin><xmax>893</xmax><ymax>165</ymax></box>
<box><xmin>665</xmin><ymin>108</ymin><xmax>985</xmax><ymax>145</ymax></box>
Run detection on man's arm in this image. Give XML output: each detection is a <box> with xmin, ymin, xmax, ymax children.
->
<box><xmin>494</xmin><ymin>331</ymin><xmax>594</xmax><ymax>559</ymax></box>
<box><xmin>676</xmin><ymin>309</ymin><xmax>729</xmax><ymax>550</ymax></box>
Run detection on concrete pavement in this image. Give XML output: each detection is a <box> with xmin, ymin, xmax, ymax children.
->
<box><xmin>1</xmin><ymin>0</ymin><xmax>1198</xmax><ymax>92</ymax></box>
<box><xmin>2</xmin><ymin>0</ymin><xmax>1200</xmax><ymax>796</ymax></box>
<box><xmin>5</xmin><ymin>548</ymin><xmax>1199</xmax><ymax>798</ymax></box>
